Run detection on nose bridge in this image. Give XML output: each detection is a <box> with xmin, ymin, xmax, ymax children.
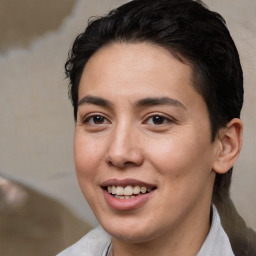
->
<box><xmin>106</xmin><ymin>120</ymin><xmax>143</xmax><ymax>168</ymax></box>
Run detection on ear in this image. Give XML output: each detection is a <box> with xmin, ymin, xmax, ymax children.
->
<box><xmin>213</xmin><ymin>118</ymin><xmax>243</xmax><ymax>174</ymax></box>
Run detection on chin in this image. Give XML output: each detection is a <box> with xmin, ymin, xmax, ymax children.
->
<box><xmin>109</xmin><ymin>229</ymin><xmax>154</xmax><ymax>243</ymax></box>
<box><xmin>100</xmin><ymin>216</ymin><xmax>158</xmax><ymax>243</ymax></box>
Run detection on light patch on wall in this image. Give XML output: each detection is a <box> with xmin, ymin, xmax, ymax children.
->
<box><xmin>0</xmin><ymin>0</ymin><xmax>77</xmax><ymax>52</ymax></box>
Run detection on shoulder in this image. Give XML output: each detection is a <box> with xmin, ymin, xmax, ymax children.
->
<box><xmin>56</xmin><ymin>226</ymin><xmax>111</xmax><ymax>256</ymax></box>
<box><xmin>197</xmin><ymin>205</ymin><xmax>235</xmax><ymax>256</ymax></box>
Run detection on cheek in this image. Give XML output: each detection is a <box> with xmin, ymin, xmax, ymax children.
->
<box><xmin>74</xmin><ymin>133</ymin><xmax>106</xmax><ymax>181</ymax></box>
<box><xmin>146</xmin><ymin>131</ymin><xmax>213</xmax><ymax>178</ymax></box>
<box><xmin>146</xmin><ymin>133</ymin><xmax>215</xmax><ymax>216</ymax></box>
<box><xmin>73</xmin><ymin>133</ymin><xmax>109</xmax><ymax>211</ymax></box>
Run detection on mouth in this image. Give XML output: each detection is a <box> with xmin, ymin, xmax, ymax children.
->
<box><xmin>101</xmin><ymin>179</ymin><xmax>157</xmax><ymax>210</ymax></box>
<box><xmin>102</xmin><ymin>185</ymin><xmax>156</xmax><ymax>199</ymax></box>
<box><xmin>101</xmin><ymin>179</ymin><xmax>157</xmax><ymax>200</ymax></box>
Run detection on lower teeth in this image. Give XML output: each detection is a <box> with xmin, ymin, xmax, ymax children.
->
<box><xmin>114</xmin><ymin>195</ymin><xmax>136</xmax><ymax>199</ymax></box>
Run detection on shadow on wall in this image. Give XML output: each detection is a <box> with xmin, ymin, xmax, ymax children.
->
<box><xmin>0</xmin><ymin>0</ymin><xmax>77</xmax><ymax>52</ymax></box>
<box><xmin>0</xmin><ymin>176</ymin><xmax>91</xmax><ymax>256</ymax></box>
<box><xmin>0</xmin><ymin>1</ymin><xmax>92</xmax><ymax>254</ymax></box>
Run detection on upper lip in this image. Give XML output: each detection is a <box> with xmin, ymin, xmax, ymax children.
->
<box><xmin>101</xmin><ymin>178</ymin><xmax>157</xmax><ymax>189</ymax></box>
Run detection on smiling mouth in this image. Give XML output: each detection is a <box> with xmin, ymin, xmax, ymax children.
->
<box><xmin>103</xmin><ymin>185</ymin><xmax>156</xmax><ymax>199</ymax></box>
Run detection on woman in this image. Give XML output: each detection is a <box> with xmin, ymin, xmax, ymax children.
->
<box><xmin>58</xmin><ymin>0</ymin><xmax>255</xmax><ymax>255</ymax></box>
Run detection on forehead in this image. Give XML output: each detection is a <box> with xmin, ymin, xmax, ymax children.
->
<box><xmin>79</xmin><ymin>42</ymin><xmax>204</xmax><ymax>110</ymax></box>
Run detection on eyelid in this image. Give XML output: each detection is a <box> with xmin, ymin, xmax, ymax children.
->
<box><xmin>79</xmin><ymin>112</ymin><xmax>111</xmax><ymax>125</ymax></box>
<box><xmin>143</xmin><ymin>113</ymin><xmax>176</xmax><ymax>125</ymax></box>
<box><xmin>86</xmin><ymin>116</ymin><xmax>109</xmax><ymax>125</ymax></box>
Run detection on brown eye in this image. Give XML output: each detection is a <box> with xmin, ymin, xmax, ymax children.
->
<box><xmin>84</xmin><ymin>115</ymin><xmax>109</xmax><ymax>125</ymax></box>
<box><xmin>146</xmin><ymin>115</ymin><xmax>170</xmax><ymax>125</ymax></box>
<box><xmin>152</xmin><ymin>115</ymin><xmax>166</xmax><ymax>125</ymax></box>
<box><xmin>92</xmin><ymin>115</ymin><xmax>105</xmax><ymax>124</ymax></box>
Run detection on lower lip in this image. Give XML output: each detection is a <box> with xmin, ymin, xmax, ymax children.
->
<box><xmin>103</xmin><ymin>190</ymin><xmax>155</xmax><ymax>211</ymax></box>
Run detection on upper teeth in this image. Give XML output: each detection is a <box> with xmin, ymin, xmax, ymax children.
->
<box><xmin>107</xmin><ymin>185</ymin><xmax>152</xmax><ymax>196</ymax></box>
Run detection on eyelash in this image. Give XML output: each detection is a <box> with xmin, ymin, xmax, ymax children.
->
<box><xmin>82</xmin><ymin>114</ymin><xmax>110</xmax><ymax>125</ymax></box>
<box><xmin>81</xmin><ymin>113</ymin><xmax>173</xmax><ymax>127</ymax></box>
<box><xmin>144</xmin><ymin>114</ymin><xmax>174</xmax><ymax>126</ymax></box>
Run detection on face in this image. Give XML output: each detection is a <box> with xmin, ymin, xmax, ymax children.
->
<box><xmin>74</xmin><ymin>43</ymin><xmax>219</xmax><ymax>243</ymax></box>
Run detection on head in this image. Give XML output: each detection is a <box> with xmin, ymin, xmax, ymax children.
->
<box><xmin>65</xmin><ymin>0</ymin><xmax>243</xmax><ymax>200</ymax></box>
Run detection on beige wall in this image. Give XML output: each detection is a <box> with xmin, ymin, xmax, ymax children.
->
<box><xmin>0</xmin><ymin>0</ymin><xmax>255</xmax><ymax>229</ymax></box>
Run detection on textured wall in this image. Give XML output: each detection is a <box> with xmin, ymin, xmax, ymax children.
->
<box><xmin>0</xmin><ymin>0</ymin><xmax>255</xmax><ymax>230</ymax></box>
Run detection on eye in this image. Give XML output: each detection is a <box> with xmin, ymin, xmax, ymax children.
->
<box><xmin>146</xmin><ymin>115</ymin><xmax>172</xmax><ymax>125</ymax></box>
<box><xmin>84</xmin><ymin>115</ymin><xmax>109</xmax><ymax>125</ymax></box>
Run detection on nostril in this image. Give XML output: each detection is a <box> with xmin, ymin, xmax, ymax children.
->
<box><xmin>106</xmin><ymin>159</ymin><xmax>136</xmax><ymax>169</ymax></box>
<box><xmin>106</xmin><ymin>141</ymin><xmax>144</xmax><ymax>168</ymax></box>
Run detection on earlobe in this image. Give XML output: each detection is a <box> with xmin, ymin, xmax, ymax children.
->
<box><xmin>213</xmin><ymin>118</ymin><xmax>243</xmax><ymax>174</ymax></box>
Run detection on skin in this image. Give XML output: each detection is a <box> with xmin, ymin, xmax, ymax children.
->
<box><xmin>74</xmin><ymin>42</ymin><xmax>230</xmax><ymax>256</ymax></box>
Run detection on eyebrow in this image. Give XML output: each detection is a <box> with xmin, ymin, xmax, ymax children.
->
<box><xmin>136</xmin><ymin>97</ymin><xmax>187</xmax><ymax>110</ymax></box>
<box><xmin>78</xmin><ymin>95</ymin><xmax>113</xmax><ymax>108</ymax></box>
<box><xmin>78</xmin><ymin>95</ymin><xmax>186</xmax><ymax>110</ymax></box>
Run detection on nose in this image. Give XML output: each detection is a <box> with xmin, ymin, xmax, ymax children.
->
<box><xmin>106</xmin><ymin>125</ymin><xmax>144</xmax><ymax>169</ymax></box>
